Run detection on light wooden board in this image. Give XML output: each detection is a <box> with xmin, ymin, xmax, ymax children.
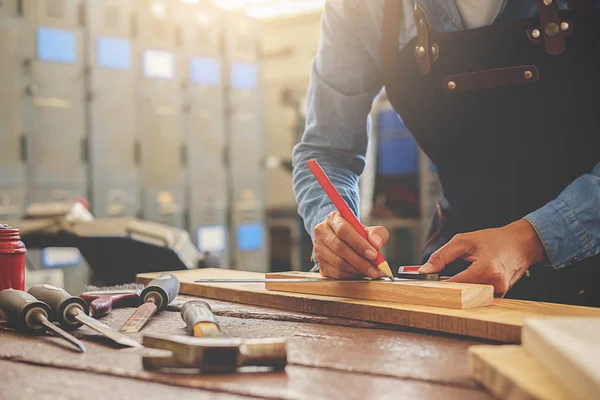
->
<box><xmin>265</xmin><ymin>271</ymin><xmax>493</xmax><ymax>309</ymax></box>
<box><xmin>136</xmin><ymin>269</ymin><xmax>600</xmax><ymax>343</ymax></box>
<box><xmin>523</xmin><ymin>318</ymin><xmax>600</xmax><ymax>400</ymax></box>
<box><xmin>468</xmin><ymin>345</ymin><xmax>573</xmax><ymax>400</ymax></box>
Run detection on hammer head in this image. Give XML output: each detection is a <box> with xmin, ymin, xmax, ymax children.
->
<box><xmin>142</xmin><ymin>334</ymin><xmax>287</xmax><ymax>373</ymax></box>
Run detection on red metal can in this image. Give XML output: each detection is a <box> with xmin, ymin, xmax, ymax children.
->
<box><xmin>0</xmin><ymin>224</ymin><xmax>26</xmax><ymax>291</ymax></box>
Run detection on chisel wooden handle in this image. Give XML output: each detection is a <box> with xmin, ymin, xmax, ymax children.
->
<box><xmin>141</xmin><ymin>274</ymin><xmax>180</xmax><ymax>311</ymax></box>
<box><xmin>28</xmin><ymin>284</ymin><xmax>89</xmax><ymax>330</ymax></box>
<box><xmin>0</xmin><ymin>289</ymin><xmax>52</xmax><ymax>333</ymax></box>
<box><xmin>181</xmin><ymin>301</ymin><xmax>220</xmax><ymax>336</ymax></box>
<box><xmin>80</xmin><ymin>292</ymin><xmax>140</xmax><ymax>318</ymax></box>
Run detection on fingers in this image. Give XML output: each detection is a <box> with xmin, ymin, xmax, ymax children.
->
<box><xmin>313</xmin><ymin>212</ymin><xmax>385</xmax><ymax>279</ymax></box>
<box><xmin>365</xmin><ymin>226</ymin><xmax>389</xmax><ymax>249</ymax></box>
<box><xmin>319</xmin><ymin>261</ymin><xmax>363</xmax><ymax>280</ymax></box>
<box><xmin>449</xmin><ymin>262</ymin><xmax>510</xmax><ymax>296</ymax></box>
<box><xmin>419</xmin><ymin>234</ymin><xmax>473</xmax><ymax>274</ymax></box>
<box><xmin>328</xmin><ymin>212</ymin><xmax>379</xmax><ymax>262</ymax></box>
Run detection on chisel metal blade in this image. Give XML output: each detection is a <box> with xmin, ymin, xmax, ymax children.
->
<box><xmin>120</xmin><ymin>301</ymin><xmax>158</xmax><ymax>334</ymax></box>
<box><xmin>73</xmin><ymin>313</ymin><xmax>141</xmax><ymax>347</ymax></box>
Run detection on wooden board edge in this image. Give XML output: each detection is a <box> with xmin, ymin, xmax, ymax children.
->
<box><xmin>468</xmin><ymin>345</ymin><xmax>573</xmax><ymax>400</ymax></box>
<box><xmin>137</xmin><ymin>273</ymin><xmax>523</xmax><ymax>343</ymax></box>
<box><xmin>461</xmin><ymin>285</ymin><xmax>494</xmax><ymax>309</ymax></box>
<box><xmin>523</xmin><ymin>319</ymin><xmax>597</xmax><ymax>400</ymax></box>
<box><xmin>265</xmin><ymin>272</ymin><xmax>494</xmax><ymax>310</ymax></box>
<box><xmin>468</xmin><ymin>346</ymin><xmax>534</xmax><ymax>400</ymax></box>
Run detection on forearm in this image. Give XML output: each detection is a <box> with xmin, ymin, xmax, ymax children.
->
<box><xmin>293</xmin><ymin>144</ymin><xmax>363</xmax><ymax>242</ymax></box>
<box><xmin>525</xmin><ymin>162</ymin><xmax>600</xmax><ymax>268</ymax></box>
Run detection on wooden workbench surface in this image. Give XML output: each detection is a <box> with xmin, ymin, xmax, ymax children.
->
<box><xmin>0</xmin><ymin>295</ymin><xmax>493</xmax><ymax>400</ymax></box>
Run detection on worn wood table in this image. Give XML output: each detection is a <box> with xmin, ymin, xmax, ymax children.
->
<box><xmin>0</xmin><ymin>295</ymin><xmax>493</xmax><ymax>400</ymax></box>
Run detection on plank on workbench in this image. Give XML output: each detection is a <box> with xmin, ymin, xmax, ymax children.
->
<box><xmin>468</xmin><ymin>345</ymin><xmax>573</xmax><ymax>400</ymax></box>
<box><xmin>136</xmin><ymin>269</ymin><xmax>600</xmax><ymax>343</ymax></box>
<box><xmin>265</xmin><ymin>271</ymin><xmax>493</xmax><ymax>309</ymax></box>
<box><xmin>522</xmin><ymin>317</ymin><xmax>600</xmax><ymax>400</ymax></box>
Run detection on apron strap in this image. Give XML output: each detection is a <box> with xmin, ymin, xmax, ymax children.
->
<box><xmin>535</xmin><ymin>0</ymin><xmax>568</xmax><ymax>55</ymax></box>
<box><xmin>382</xmin><ymin>0</ymin><xmax>402</xmax><ymax>86</ymax></box>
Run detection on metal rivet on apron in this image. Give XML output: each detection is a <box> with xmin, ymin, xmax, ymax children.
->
<box><xmin>579</xmin><ymin>289</ymin><xmax>586</xmax><ymax>295</ymax></box>
<box><xmin>543</xmin><ymin>0</ymin><xmax>552</xmax><ymax>5</ymax></box>
<box><xmin>532</xmin><ymin>29</ymin><xmax>541</xmax><ymax>38</ymax></box>
<box><xmin>560</xmin><ymin>22</ymin><xmax>569</xmax><ymax>31</ymax></box>
<box><xmin>524</xmin><ymin>70</ymin><xmax>533</xmax><ymax>80</ymax></box>
<box><xmin>416</xmin><ymin>46</ymin><xmax>426</xmax><ymax>58</ymax></box>
<box><xmin>447</xmin><ymin>81</ymin><xmax>456</xmax><ymax>90</ymax></box>
<box><xmin>525</xmin><ymin>270</ymin><xmax>531</xmax><ymax>277</ymax></box>
<box><xmin>545</xmin><ymin>23</ymin><xmax>560</xmax><ymax>37</ymax></box>
<box><xmin>431</xmin><ymin>46</ymin><xmax>437</xmax><ymax>56</ymax></box>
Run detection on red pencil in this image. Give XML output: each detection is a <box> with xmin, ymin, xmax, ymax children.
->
<box><xmin>306</xmin><ymin>159</ymin><xmax>394</xmax><ymax>280</ymax></box>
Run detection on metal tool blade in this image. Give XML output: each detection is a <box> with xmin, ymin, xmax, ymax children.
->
<box><xmin>194</xmin><ymin>276</ymin><xmax>439</xmax><ymax>283</ymax></box>
<box><xmin>194</xmin><ymin>278</ymin><xmax>330</xmax><ymax>283</ymax></box>
<box><xmin>72</xmin><ymin>311</ymin><xmax>141</xmax><ymax>348</ymax></box>
<box><xmin>120</xmin><ymin>301</ymin><xmax>158</xmax><ymax>334</ymax></box>
<box><xmin>38</xmin><ymin>316</ymin><xmax>86</xmax><ymax>353</ymax></box>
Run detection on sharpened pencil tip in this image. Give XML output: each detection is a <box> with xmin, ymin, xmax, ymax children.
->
<box><xmin>377</xmin><ymin>261</ymin><xmax>394</xmax><ymax>281</ymax></box>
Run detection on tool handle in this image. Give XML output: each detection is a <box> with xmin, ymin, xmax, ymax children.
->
<box><xmin>306</xmin><ymin>159</ymin><xmax>386</xmax><ymax>266</ymax></box>
<box><xmin>181</xmin><ymin>301</ymin><xmax>220</xmax><ymax>336</ymax></box>
<box><xmin>28</xmin><ymin>284</ymin><xmax>89</xmax><ymax>330</ymax></box>
<box><xmin>238</xmin><ymin>339</ymin><xmax>288</xmax><ymax>370</ymax></box>
<box><xmin>0</xmin><ymin>289</ymin><xmax>52</xmax><ymax>333</ymax></box>
<box><xmin>80</xmin><ymin>293</ymin><xmax>140</xmax><ymax>318</ymax></box>
<box><xmin>141</xmin><ymin>274</ymin><xmax>180</xmax><ymax>311</ymax></box>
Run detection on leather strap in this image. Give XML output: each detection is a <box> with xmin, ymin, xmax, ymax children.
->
<box><xmin>382</xmin><ymin>0</ymin><xmax>402</xmax><ymax>86</ymax></box>
<box><xmin>536</xmin><ymin>0</ymin><xmax>567</xmax><ymax>56</ymax></box>
<box><xmin>414</xmin><ymin>6</ymin><xmax>435</xmax><ymax>74</ymax></box>
<box><xmin>443</xmin><ymin>65</ymin><xmax>540</xmax><ymax>93</ymax></box>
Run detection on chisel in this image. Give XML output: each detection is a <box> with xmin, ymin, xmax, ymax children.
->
<box><xmin>28</xmin><ymin>284</ymin><xmax>141</xmax><ymax>348</ymax></box>
<box><xmin>180</xmin><ymin>301</ymin><xmax>221</xmax><ymax>338</ymax></box>
<box><xmin>0</xmin><ymin>289</ymin><xmax>86</xmax><ymax>352</ymax></box>
<box><xmin>120</xmin><ymin>274</ymin><xmax>180</xmax><ymax>334</ymax></box>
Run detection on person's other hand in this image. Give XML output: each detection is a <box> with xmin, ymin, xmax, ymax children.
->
<box><xmin>314</xmin><ymin>211</ymin><xmax>389</xmax><ymax>279</ymax></box>
<box><xmin>418</xmin><ymin>219</ymin><xmax>545</xmax><ymax>296</ymax></box>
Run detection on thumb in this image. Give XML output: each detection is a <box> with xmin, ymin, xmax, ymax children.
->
<box><xmin>365</xmin><ymin>226</ymin><xmax>389</xmax><ymax>249</ymax></box>
<box><xmin>419</xmin><ymin>236</ymin><xmax>471</xmax><ymax>273</ymax></box>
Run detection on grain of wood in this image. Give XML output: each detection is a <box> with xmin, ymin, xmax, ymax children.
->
<box><xmin>468</xmin><ymin>345</ymin><xmax>572</xmax><ymax>400</ymax></box>
<box><xmin>136</xmin><ymin>269</ymin><xmax>600</xmax><ymax>343</ymax></box>
<box><xmin>523</xmin><ymin>317</ymin><xmax>600</xmax><ymax>400</ymax></box>
<box><xmin>264</xmin><ymin>272</ymin><xmax>493</xmax><ymax>309</ymax></box>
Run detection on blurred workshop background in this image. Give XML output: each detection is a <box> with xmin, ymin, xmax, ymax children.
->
<box><xmin>0</xmin><ymin>0</ymin><xmax>439</xmax><ymax>294</ymax></box>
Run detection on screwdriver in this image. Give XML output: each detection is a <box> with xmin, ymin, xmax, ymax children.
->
<box><xmin>0</xmin><ymin>289</ymin><xmax>85</xmax><ymax>352</ymax></box>
<box><xmin>181</xmin><ymin>301</ymin><xmax>221</xmax><ymax>338</ymax></box>
<box><xmin>28</xmin><ymin>284</ymin><xmax>141</xmax><ymax>348</ymax></box>
<box><xmin>120</xmin><ymin>274</ymin><xmax>180</xmax><ymax>334</ymax></box>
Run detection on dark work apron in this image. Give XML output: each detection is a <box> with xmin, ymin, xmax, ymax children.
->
<box><xmin>381</xmin><ymin>0</ymin><xmax>600</xmax><ymax>306</ymax></box>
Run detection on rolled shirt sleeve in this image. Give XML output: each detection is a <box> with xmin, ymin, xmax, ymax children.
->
<box><xmin>525</xmin><ymin>162</ymin><xmax>600</xmax><ymax>268</ymax></box>
<box><xmin>292</xmin><ymin>0</ymin><xmax>386</xmax><ymax>243</ymax></box>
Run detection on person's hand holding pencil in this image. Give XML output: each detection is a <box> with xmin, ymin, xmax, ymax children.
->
<box><xmin>307</xmin><ymin>160</ymin><xmax>394</xmax><ymax>280</ymax></box>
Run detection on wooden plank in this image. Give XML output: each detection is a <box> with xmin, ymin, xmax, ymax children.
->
<box><xmin>136</xmin><ymin>269</ymin><xmax>600</xmax><ymax>343</ymax></box>
<box><xmin>523</xmin><ymin>318</ymin><xmax>600</xmax><ymax>400</ymax></box>
<box><xmin>468</xmin><ymin>345</ymin><xmax>572</xmax><ymax>400</ymax></box>
<box><xmin>265</xmin><ymin>271</ymin><xmax>493</xmax><ymax>309</ymax></box>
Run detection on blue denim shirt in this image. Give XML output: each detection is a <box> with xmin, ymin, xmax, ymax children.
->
<box><xmin>292</xmin><ymin>0</ymin><xmax>600</xmax><ymax>269</ymax></box>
